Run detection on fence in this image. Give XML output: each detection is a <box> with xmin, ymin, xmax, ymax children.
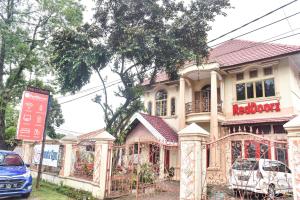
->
<box><xmin>18</xmin><ymin>115</ymin><xmax>300</xmax><ymax>200</ymax></box>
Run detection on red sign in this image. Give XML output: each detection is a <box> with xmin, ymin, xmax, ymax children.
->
<box><xmin>233</xmin><ymin>102</ymin><xmax>280</xmax><ymax>116</ymax></box>
<box><xmin>17</xmin><ymin>91</ymin><xmax>49</xmax><ymax>141</ymax></box>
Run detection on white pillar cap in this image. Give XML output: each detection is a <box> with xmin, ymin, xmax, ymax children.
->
<box><xmin>178</xmin><ymin>123</ymin><xmax>209</xmax><ymax>137</ymax></box>
<box><xmin>93</xmin><ymin>131</ymin><xmax>116</xmax><ymax>142</ymax></box>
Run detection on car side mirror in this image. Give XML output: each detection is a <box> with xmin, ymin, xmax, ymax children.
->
<box><xmin>25</xmin><ymin>164</ymin><xmax>30</xmax><ymax>168</ymax></box>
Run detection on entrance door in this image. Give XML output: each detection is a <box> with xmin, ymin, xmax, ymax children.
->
<box><xmin>164</xmin><ymin>149</ymin><xmax>170</xmax><ymax>172</ymax></box>
<box><xmin>201</xmin><ymin>85</ymin><xmax>211</xmax><ymax>112</ymax></box>
<box><xmin>194</xmin><ymin>91</ymin><xmax>201</xmax><ymax>112</ymax></box>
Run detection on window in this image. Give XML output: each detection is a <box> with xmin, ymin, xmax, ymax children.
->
<box><xmin>231</xmin><ymin>141</ymin><xmax>242</xmax><ymax>164</ymax></box>
<box><xmin>255</xmin><ymin>81</ymin><xmax>263</xmax><ymax>98</ymax></box>
<box><xmin>171</xmin><ymin>98</ymin><xmax>176</xmax><ymax>115</ymax></box>
<box><xmin>273</xmin><ymin>124</ymin><xmax>287</xmax><ymax>134</ymax></box>
<box><xmin>264</xmin><ymin>67</ymin><xmax>273</xmax><ymax>76</ymax></box>
<box><xmin>249</xmin><ymin>70</ymin><xmax>258</xmax><ymax>78</ymax></box>
<box><xmin>263</xmin><ymin>161</ymin><xmax>290</xmax><ymax>173</ymax></box>
<box><xmin>155</xmin><ymin>90</ymin><xmax>167</xmax><ymax>116</ymax></box>
<box><xmin>247</xmin><ymin>143</ymin><xmax>256</xmax><ymax>158</ymax></box>
<box><xmin>260</xmin><ymin>143</ymin><xmax>269</xmax><ymax>159</ymax></box>
<box><xmin>275</xmin><ymin>143</ymin><xmax>288</xmax><ymax>165</ymax></box>
<box><xmin>236</xmin><ymin>67</ymin><xmax>275</xmax><ymax>101</ymax></box>
<box><xmin>0</xmin><ymin>153</ymin><xmax>24</xmax><ymax>166</ymax></box>
<box><xmin>147</xmin><ymin>101</ymin><xmax>152</xmax><ymax>115</ymax></box>
<box><xmin>236</xmin><ymin>83</ymin><xmax>245</xmax><ymax>100</ymax></box>
<box><xmin>246</xmin><ymin>83</ymin><xmax>254</xmax><ymax>99</ymax></box>
<box><xmin>236</xmin><ymin>73</ymin><xmax>244</xmax><ymax>81</ymax></box>
<box><xmin>236</xmin><ymin>79</ymin><xmax>275</xmax><ymax>101</ymax></box>
<box><xmin>264</xmin><ymin>78</ymin><xmax>275</xmax><ymax>97</ymax></box>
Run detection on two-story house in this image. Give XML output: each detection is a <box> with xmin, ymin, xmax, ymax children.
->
<box><xmin>125</xmin><ymin>39</ymin><xmax>300</xmax><ymax>182</ymax></box>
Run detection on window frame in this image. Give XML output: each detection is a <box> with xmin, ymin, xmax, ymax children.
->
<box><xmin>171</xmin><ymin>97</ymin><xmax>176</xmax><ymax>116</ymax></box>
<box><xmin>235</xmin><ymin>67</ymin><xmax>275</xmax><ymax>101</ymax></box>
<box><xmin>155</xmin><ymin>90</ymin><xmax>168</xmax><ymax>116</ymax></box>
<box><xmin>147</xmin><ymin>101</ymin><xmax>152</xmax><ymax>115</ymax></box>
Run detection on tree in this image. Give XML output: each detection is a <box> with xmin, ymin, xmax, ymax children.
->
<box><xmin>51</xmin><ymin>0</ymin><xmax>230</xmax><ymax>139</ymax></box>
<box><xmin>0</xmin><ymin>0</ymin><xmax>83</xmax><ymax>148</ymax></box>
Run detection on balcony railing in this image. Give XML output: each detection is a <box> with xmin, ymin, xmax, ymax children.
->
<box><xmin>185</xmin><ymin>100</ymin><xmax>222</xmax><ymax>114</ymax></box>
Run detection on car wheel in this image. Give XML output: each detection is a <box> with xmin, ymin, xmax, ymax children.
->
<box><xmin>22</xmin><ymin>192</ymin><xmax>31</xmax><ymax>198</ymax></box>
<box><xmin>267</xmin><ymin>184</ymin><xmax>276</xmax><ymax>199</ymax></box>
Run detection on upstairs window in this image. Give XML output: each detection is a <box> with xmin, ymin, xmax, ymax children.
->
<box><xmin>236</xmin><ymin>67</ymin><xmax>275</xmax><ymax>101</ymax></box>
<box><xmin>264</xmin><ymin>67</ymin><xmax>273</xmax><ymax>76</ymax></box>
<box><xmin>147</xmin><ymin>101</ymin><xmax>152</xmax><ymax>115</ymax></box>
<box><xmin>236</xmin><ymin>73</ymin><xmax>244</xmax><ymax>81</ymax></box>
<box><xmin>249</xmin><ymin>69</ymin><xmax>258</xmax><ymax>78</ymax></box>
<box><xmin>171</xmin><ymin>98</ymin><xmax>176</xmax><ymax>115</ymax></box>
<box><xmin>155</xmin><ymin>90</ymin><xmax>167</xmax><ymax>116</ymax></box>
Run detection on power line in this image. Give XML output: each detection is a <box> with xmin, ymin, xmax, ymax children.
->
<box><xmin>57</xmin><ymin>31</ymin><xmax>300</xmax><ymax>105</ymax></box>
<box><xmin>59</xmin><ymin>80</ymin><xmax>122</xmax><ymax>104</ymax></box>
<box><xmin>57</xmin><ymin>79</ymin><xmax>121</xmax><ymax>99</ymax></box>
<box><xmin>210</xmin><ymin>11</ymin><xmax>300</xmax><ymax>48</ymax></box>
<box><xmin>207</xmin><ymin>0</ymin><xmax>299</xmax><ymax>44</ymax></box>
<box><xmin>219</xmin><ymin>31</ymin><xmax>300</xmax><ymax>66</ymax></box>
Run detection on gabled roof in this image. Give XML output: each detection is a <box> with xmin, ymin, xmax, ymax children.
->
<box><xmin>129</xmin><ymin>113</ymin><xmax>178</xmax><ymax>144</ymax></box>
<box><xmin>142</xmin><ymin>39</ymin><xmax>300</xmax><ymax>85</ymax></box>
<box><xmin>78</xmin><ymin>128</ymin><xmax>105</xmax><ymax>140</ymax></box>
<box><xmin>209</xmin><ymin>39</ymin><xmax>300</xmax><ymax>67</ymax></box>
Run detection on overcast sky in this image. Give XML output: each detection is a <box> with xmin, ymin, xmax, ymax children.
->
<box><xmin>56</xmin><ymin>0</ymin><xmax>300</xmax><ymax>135</ymax></box>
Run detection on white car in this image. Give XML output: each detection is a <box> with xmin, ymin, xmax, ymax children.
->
<box><xmin>229</xmin><ymin>158</ymin><xmax>293</xmax><ymax>198</ymax></box>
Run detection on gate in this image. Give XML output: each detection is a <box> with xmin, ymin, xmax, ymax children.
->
<box><xmin>105</xmin><ymin>141</ymin><xmax>180</xmax><ymax>199</ymax></box>
<box><xmin>200</xmin><ymin>132</ymin><xmax>291</xmax><ymax>200</ymax></box>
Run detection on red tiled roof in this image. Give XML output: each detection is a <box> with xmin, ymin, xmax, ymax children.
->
<box><xmin>222</xmin><ymin>115</ymin><xmax>296</xmax><ymax>126</ymax></box>
<box><xmin>78</xmin><ymin>128</ymin><xmax>105</xmax><ymax>140</ymax></box>
<box><xmin>142</xmin><ymin>72</ymin><xmax>170</xmax><ymax>86</ymax></box>
<box><xmin>140</xmin><ymin>113</ymin><xmax>178</xmax><ymax>143</ymax></box>
<box><xmin>142</xmin><ymin>39</ymin><xmax>300</xmax><ymax>85</ymax></box>
<box><xmin>208</xmin><ymin>39</ymin><xmax>300</xmax><ymax>67</ymax></box>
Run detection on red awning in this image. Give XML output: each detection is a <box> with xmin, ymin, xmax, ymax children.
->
<box><xmin>222</xmin><ymin>115</ymin><xmax>296</xmax><ymax>126</ymax></box>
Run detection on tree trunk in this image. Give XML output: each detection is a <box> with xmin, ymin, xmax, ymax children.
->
<box><xmin>0</xmin><ymin>108</ymin><xmax>7</xmax><ymax>149</ymax></box>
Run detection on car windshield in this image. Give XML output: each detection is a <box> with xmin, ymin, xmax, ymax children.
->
<box><xmin>0</xmin><ymin>153</ymin><xmax>24</xmax><ymax>166</ymax></box>
<box><xmin>232</xmin><ymin>160</ymin><xmax>258</xmax><ymax>170</ymax></box>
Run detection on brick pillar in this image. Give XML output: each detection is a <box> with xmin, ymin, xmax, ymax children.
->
<box><xmin>60</xmin><ymin>136</ymin><xmax>77</xmax><ymax>177</ymax></box>
<box><xmin>92</xmin><ymin>131</ymin><xmax>115</xmax><ymax>199</ymax></box>
<box><xmin>22</xmin><ymin>141</ymin><xmax>34</xmax><ymax>164</ymax></box>
<box><xmin>178</xmin><ymin>123</ymin><xmax>209</xmax><ymax>200</ymax></box>
<box><xmin>284</xmin><ymin>115</ymin><xmax>300</xmax><ymax>200</ymax></box>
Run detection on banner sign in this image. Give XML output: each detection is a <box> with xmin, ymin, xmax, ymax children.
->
<box><xmin>32</xmin><ymin>144</ymin><xmax>60</xmax><ymax>167</ymax></box>
<box><xmin>233</xmin><ymin>102</ymin><xmax>280</xmax><ymax>116</ymax></box>
<box><xmin>17</xmin><ymin>90</ymin><xmax>49</xmax><ymax>141</ymax></box>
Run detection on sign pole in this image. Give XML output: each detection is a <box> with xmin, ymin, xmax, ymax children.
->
<box><xmin>36</xmin><ymin>95</ymin><xmax>51</xmax><ymax>189</ymax></box>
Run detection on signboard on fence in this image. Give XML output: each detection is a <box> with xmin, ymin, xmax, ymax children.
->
<box><xmin>32</xmin><ymin>144</ymin><xmax>60</xmax><ymax>167</ymax></box>
<box><xmin>17</xmin><ymin>90</ymin><xmax>49</xmax><ymax>141</ymax></box>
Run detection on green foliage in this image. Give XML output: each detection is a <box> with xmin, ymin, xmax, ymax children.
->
<box><xmin>138</xmin><ymin>163</ymin><xmax>156</xmax><ymax>184</ymax></box>
<box><xmin>38</xmin><ymin>179</ymin><xmax>95</xmax><ymax>200</ymax></box>
<box><xmin>0</xmin><ymin>0</ymin><xmax>83</xmax><ymax>148</ymax></box>
<box><xmin>51</xmin><ymin>0</ymin><xmax>230</xmax><ymax>139</ymax></box>
<box><xmin>55</xmin><ymin>184</ymin><xmax>96</xmax><ymax>200</ymax></box>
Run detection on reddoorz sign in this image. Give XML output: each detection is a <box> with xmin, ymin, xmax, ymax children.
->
<box><xmin>233</xmin><ymin>102</ymin><xmax>280</xmax><ymax>116</ymax></box>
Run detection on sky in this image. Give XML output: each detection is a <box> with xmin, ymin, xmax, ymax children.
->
<box><xmin>56</xmin><ymin>0</ymin><xmax>300</xmax><ymax>135</ymax></box>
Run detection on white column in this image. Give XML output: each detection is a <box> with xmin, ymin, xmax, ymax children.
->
<box><xmin>210</xmin><ymin>71</ymin><xmax>218</xmax><ymax>141</ymax></box>
<box><xmin>159</xmin><ymin>145</ymin><xmax>165</xmax><ymax>179</ymax></box>
<box><xmin>179</xmin><ymin>77</ymin><xmax>186</xmax><ymax>130</ymax></box>
<box><xmin>220</xmin><ymin>78</ymin><xmax>225</xmax><ymax>112</ymax></box>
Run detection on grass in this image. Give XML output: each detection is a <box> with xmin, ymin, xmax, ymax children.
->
<box><xmin>30</xmin><ymin>179</ymin><xmax>73</xmax><ymax>200</ymax></box>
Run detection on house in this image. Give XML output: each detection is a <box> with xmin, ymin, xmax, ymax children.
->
<box><xmin>126</xmin><ymin>39</ymin><xmax>300</xmax><ymax>182</ymax></box>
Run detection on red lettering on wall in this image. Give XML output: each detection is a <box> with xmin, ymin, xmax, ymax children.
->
<box><xmin>233</xmin><ymin>101</ymin><xmax>281</xmax><ymax>116</ymax></box>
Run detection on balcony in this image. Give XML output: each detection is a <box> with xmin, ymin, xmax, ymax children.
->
<box><xmin>185</xmin><ymin>100</ymin><xmax>222</xmax><ymax>114</ymax></box>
